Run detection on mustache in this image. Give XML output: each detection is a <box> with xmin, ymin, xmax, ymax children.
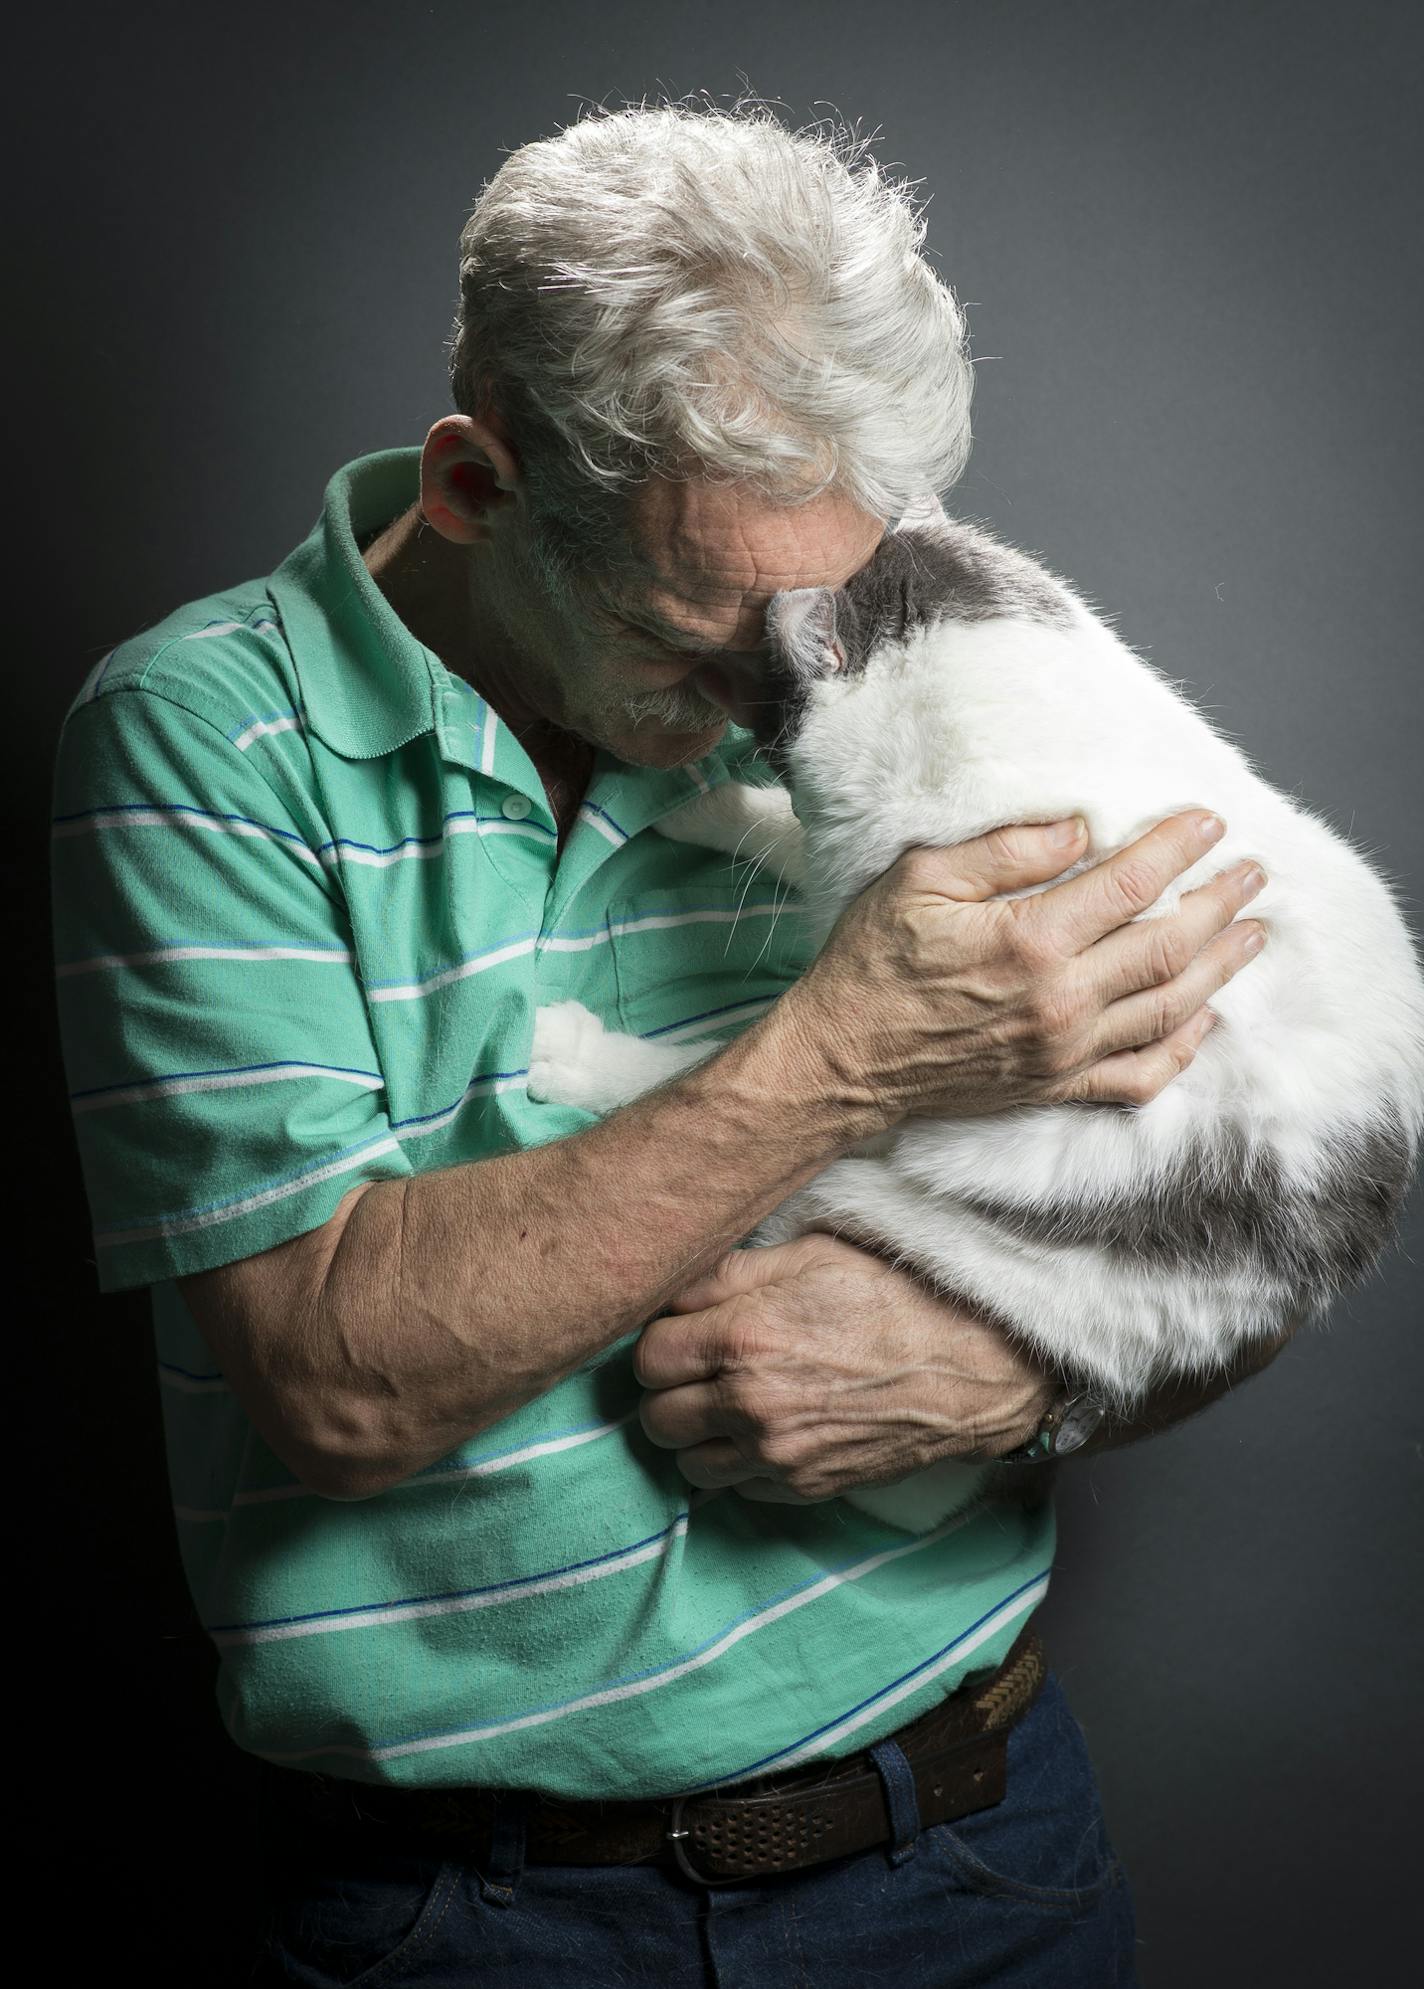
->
<box><xmin>613</xmin><ymin>683</ymin><xmax>727</xmax><ymax>730</ymax></box>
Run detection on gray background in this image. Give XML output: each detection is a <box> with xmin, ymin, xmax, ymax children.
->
<box><xmin>16</xmin><ymin>2</ymin><xmax>1421</xmax><ymax>1981</ymax></box>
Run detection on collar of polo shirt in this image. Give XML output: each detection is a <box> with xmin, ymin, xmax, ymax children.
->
<box><xmin>267</xmin><ymin>449</ymin><xmax>767</xmax><ymax>811</ymax></box>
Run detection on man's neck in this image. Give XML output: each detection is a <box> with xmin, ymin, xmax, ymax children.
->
<box><xmin>362</xmin><ymin>503</ymin><xmax>594</xmax><ymax>840</ymax></box>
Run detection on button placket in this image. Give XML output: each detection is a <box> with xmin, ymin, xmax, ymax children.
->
<box><xmin>537</xmin><ymin>751</ymin><xmax>733</xmax><ymax>940</ymax></box>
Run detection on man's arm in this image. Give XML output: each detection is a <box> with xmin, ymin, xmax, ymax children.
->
<box><xmin>317</xmin><ymin>1001</ymin><xmax>877</xmax><ymax>1495</ymax></box>
<box><xmin>632</xmin><ymin>1238</ymin><xmax>1303</xmax><ymax>1502</ymax></box>
<box><xmin>189</xmin><ymin>808</ymin><xmax>1255</xmax><ymax>1499</ymax></box>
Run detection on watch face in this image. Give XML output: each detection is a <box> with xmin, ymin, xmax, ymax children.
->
<box><xmin>1052</xmin><ymin>1395</ymin><xmax>1107</xmax><ymax>1455</ymax></box>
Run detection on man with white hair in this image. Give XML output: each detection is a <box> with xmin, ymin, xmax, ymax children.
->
<box><xmin>51</xmin><ymin>100</ymin><xmax>1276</xmax><ymax>1983</ymax></box>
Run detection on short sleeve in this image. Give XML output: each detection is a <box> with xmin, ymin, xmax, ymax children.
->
<box><xmin>49</xmin><ymin>687</ymin><xmax>413</xmax><ymax>1293</ymax></box>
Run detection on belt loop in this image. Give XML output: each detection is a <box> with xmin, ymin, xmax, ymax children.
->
<box><xmin>868</xmin><ymin>1738</ymin><xmax>922</xmax><ymax>1868</ymax></box>
<box><xmin>478</xmin><ymin>1792</ymin><xmax>527</xmax><ymax>1906</ymax></box>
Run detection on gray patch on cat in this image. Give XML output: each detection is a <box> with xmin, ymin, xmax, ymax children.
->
<box><xmin>834</xmin><ymin>523</ymin><xmax>1075</xmax><ymax>675</ymax></box>
<box><xmin>746</xmin><ymin>623</ymin><xmax>825</xmax><ymax>769</ymax></box>
<box><xmin>958</xmin><ymin>1110</ymin><xmax>1416</xmax><ymax>1309</ymax></box>
<box><xmin>750</xmin><ymin>521</ymin><xmax>1075</xmax><ymax>771</ymax></box>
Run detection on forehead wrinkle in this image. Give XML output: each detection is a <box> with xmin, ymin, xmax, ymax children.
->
<box><xmin>628</xmin><ymin>477</ymin><xmax>887</xmax><ymax>651</ymax></box>
<box><xmin>643</xmin><ymin>581</ymin><xmax>780</xmax><ymax>652</ymax></box>
<box><xmin>643</xmin><ymin>543</ymin><xmax>881</xmax><ymax>650</ymax></box>
<box><xmin>640</xmin><ymin>614</ymin><xmax>734</xmax><ymax>655</ymax></box>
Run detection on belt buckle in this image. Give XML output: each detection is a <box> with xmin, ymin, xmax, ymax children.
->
<box><xmin>665</xmin><ymin>1796</ymin><xmax>744</xmax><ymax>1889</ymax></box>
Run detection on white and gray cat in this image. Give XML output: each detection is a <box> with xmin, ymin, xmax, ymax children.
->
<box><xmin>528</xmin><ymin>495</ymin><xmax>1424</xmax><ymax>1530</ymax></box>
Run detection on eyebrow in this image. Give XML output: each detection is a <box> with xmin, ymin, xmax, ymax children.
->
<box><xmin>656</xmin><ymin>626</ymin><xmax>729</xmax><ymax>656</ymax></box>
<box><xmin>620</xmin><ymin>605</ymin><xmax>732</xmax><ymax>656</ymax></box>
<box><xmin>639</xmin><ymin>598</ymin><xmax>783</xmax><ymax>658</ymax></box>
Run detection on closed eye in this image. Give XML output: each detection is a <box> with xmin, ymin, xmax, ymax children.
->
<box><xmin>606</xmin><ymin>600</ymin><xmax>771</xmax><ymax>664</ymax></box>
<box><xmin>622</xmin><ymin>619</ymin><xmax>733</xmax><ymax>662</ymax></box>
<box><xmin>630</xmin><ymin>618</ymin><xmax>715</xmax><ymax>655</ymax></box>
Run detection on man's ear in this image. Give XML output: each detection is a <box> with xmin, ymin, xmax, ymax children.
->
<box><xmin>419</xmin><ymin>412</ymin><xmax>522</xmax><ymax>545</ymax></box>
<box><xmin>766</xmin><ymin>587</ymin><xmax>847</xmax><ymax>678</ymax></box>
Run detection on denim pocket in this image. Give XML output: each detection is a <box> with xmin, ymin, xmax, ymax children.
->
<box><xmin>259</xmin><ymin>1834</ymin><xmax>462</xmax><ymax>1986</ymax></box>
<box><xmin>926</xmin><ymin>1671</ymin><xmax>1124</xmax><ymax>1913</ymax></box>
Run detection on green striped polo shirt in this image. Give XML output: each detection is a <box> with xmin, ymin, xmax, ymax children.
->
<box><xmin>49</xmin><ymin>445</ymin><xmax>1055</xmax><ymax>1797</ymax></box>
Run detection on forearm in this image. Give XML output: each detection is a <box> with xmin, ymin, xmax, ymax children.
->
<box><xmin>318</xmin><ymin>993</ymin><xmax>879</xmax><ymax>1496</ymax></box>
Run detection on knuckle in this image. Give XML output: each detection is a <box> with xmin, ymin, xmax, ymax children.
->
<box><xmin>1003</xmin><ymin>904</ymin><xmax>1053</xmax><ymax>970</ymax></box>
<box><xmin>1049</xmin><ymin>1036</ymin><xmax>1086</xmax><ymax>1078</ymax></box>
<box><xmin>1147</xmin><ymin>985</ymin><xmax>1186</xmax><ymax>1039</ymax></box>
<box><xmin>637</xmin><ymin>1392</ymin><xmax>671</xmax><ymax>1444</ymax></box>
<box><xmin>1030</xmin><ymin>1037</ymin><xmax>1075</xmax><ymax>1081</ymax></box>
<box><xmin>1124</xmin><ymin>1063</ymin><xmax>1161</xmax><ymax>1104</ymax></box>
<box><xmin>1108</xmin><ymin>858</ymin><xmax>1158</xmax><ymax>918</ymax></box>
<box><xmin>1029</xmin><ymin>983</ymin><xmax>1081</xmax><ymax>1048</ymax></box>
<box><xmin>757</xmin><ymin>1428</ymin><xmax>800</xmax><ymax>1469</ymax></box>
<box><xmin>719</xmin><ymin>1330</ymin><xmax>761</xmax><ymax>1382</ymax></box>
<box><xmin>1148</xmin><ymin>1032</ymin><xmax>1199</xmax><ymax>1093</ymax></box>
<box><xmin>727</xmin><ymin>1375</ymin><xmax>778</xmax><ymax>1436</ymax></box>
<box><xmin>717</xmin><ymin>1300</ymin><xmax>770</xmax><ymax>1371</ymax></box>
<box><xmin>1146</xmin><ymin>919</ymin><xmax>1191</xmax><ymax>984</ymax></box>
<box><xmin>789</xmin><ymin>1232</ymin><xmax>843</xmax><ymax>1271</ymax></box>
<box><xmin>678</xmin><ymin>1449</ymin><xmax>722</xmax><ymax>1490</ymax></box>
<box><xmin>982</xmin><ymin>824</ymin><xmax>1026</xmax><ymax>868</ymax></box>
<box><xmin>897</xmin><ymin>847</ymin><xmax>938</xmax><ymax>891</ymax></box>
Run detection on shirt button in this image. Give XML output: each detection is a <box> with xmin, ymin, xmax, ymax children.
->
<box><xmin>501</xmin><ymin>793</ymin><xmax>533</xmax><ymax>821</ymax></box>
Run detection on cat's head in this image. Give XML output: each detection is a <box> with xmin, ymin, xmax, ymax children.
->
<box><xmin>737</xmin><ymin>515</ymin><xmax>1075</xmax><ymax>919</ymax></box>
<box><xmin>750</xmin><ymin>528</ymin><xmax>948</xmax><ymax>761</ymax></box>
<box><xmin>750</xmin><ymin>516</ymin><xmax>1069</xmax><ymax>754</ymax></box>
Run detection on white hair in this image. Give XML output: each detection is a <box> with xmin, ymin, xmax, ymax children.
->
<box><xmin>446</xmin><ymin>95</ymin><xmax>974</xmax><ymax>587</ymax></box>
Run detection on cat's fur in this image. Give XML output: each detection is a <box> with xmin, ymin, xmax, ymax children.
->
<box><xmin>528</xmin><ymin>496</ymin><xmax>1424</xmax><ymax>1531</ymax></box>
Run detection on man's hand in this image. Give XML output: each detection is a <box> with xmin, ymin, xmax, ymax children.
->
<box><xmin>779</xmin><ymin>807</ymin><xmax>1268</xmax><ymax>1131</ymax></box>
<box><xmin>635</xmin><ymin>1235</ymin><xmax>1059</xmax><ymax>1503</ymax></box>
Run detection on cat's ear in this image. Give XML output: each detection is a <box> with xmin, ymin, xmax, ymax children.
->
<box><xmin>894</xmin><ymin>490</ymin><xmax>951</xmax><ymax>535</ymax></box>
<box><xmin>766</xmin><ymin>587</ymin><xmax>847</xmax><ymax>678</ymax></box>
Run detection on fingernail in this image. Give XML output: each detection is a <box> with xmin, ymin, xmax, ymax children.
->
<box><xmin>1197</xmin><ymin>813</ymin><xmax>1225</xmax><ymax>842</ymax></box>
<box><xmin>1241</xmin><ymin>924</ymin><xmax>1266</xmax><ymax>953</ymax></box>
<box><xmin>1240</xmin><ymin>864</ymin><xmax>1267</xmax><ymax>896</ymax></box>
<box><xmin>1050</xmin><ymin>816</ymin><xmax>1086</xmax><ymax>846</ymax></box>
<box><xmin>1194</xmin><ymin>1009</ymin><xmax>1219</xmax><ymax>1038</ymax></box>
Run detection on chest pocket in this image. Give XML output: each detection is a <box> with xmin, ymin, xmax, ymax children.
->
<box><xmin>606</xmin><ymin>884</ymin><xmax>818</xmax><ymax>1045</ymax></box>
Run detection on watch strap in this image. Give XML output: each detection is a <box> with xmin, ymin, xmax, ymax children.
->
<box><xmin>1000</xmin><ymin>1388</ymin><xmax>1104</xmax><ymax>1463</ymax></box>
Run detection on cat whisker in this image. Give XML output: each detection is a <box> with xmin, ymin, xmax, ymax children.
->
<box><xmin>728</xmin><ymin>818</ymin><xmax>775</xmax><ymax>869</ymax></box>
<box><xmin>731</xmin><ymin>852</ymin><xmax>771</xmax><ymax>928</ymax></box>
<box><xmin>721</xmin><ymin>816</ymin><xmax>804</xmax><ymax>959</ymax></box>
<box><xmin>743</xmin><ymin>838</ymin><xmax>803</xmax><ymax>976</ymax></box>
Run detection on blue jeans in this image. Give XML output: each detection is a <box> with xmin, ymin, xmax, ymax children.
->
<box><xmin>248</xmin><ymin>1670</ymin><xmax>1138</xmax><ymax>1986</ymax></box>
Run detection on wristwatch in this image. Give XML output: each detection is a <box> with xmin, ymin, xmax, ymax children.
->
<box><xmin>999</xmin><ymin>1387</ymin><xmax>1107</xmax><ymax>1462</ymax></box>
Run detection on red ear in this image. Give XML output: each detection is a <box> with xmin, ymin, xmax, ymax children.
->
<box><xmin>767</xmin><ymin>586</ymin><xmax>843</xmax><ymax>678</ymax></box>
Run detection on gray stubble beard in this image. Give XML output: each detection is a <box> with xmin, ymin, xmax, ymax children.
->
<box><xmin>613</xmin><ymin>684</ymin><xmax>727</xmax><ymax>731</ymax></box>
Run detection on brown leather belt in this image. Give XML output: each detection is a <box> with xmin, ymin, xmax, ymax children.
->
<box><xmin>259</xmin><ymin>1623</ymin><xmax>1046</xmax><ymax>1884</ymax></box>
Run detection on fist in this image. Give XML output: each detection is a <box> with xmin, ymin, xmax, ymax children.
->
<box><xmin>635</xmin><ymin>1235</ymin><xmax>1060</xmax><ymax>1503</ymax></box>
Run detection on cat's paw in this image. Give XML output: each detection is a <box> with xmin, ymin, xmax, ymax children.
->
<box><xmin>527</xmin><ymin>1001</ymin><xmax>609</xmax><ymax>1110</ymax></box>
